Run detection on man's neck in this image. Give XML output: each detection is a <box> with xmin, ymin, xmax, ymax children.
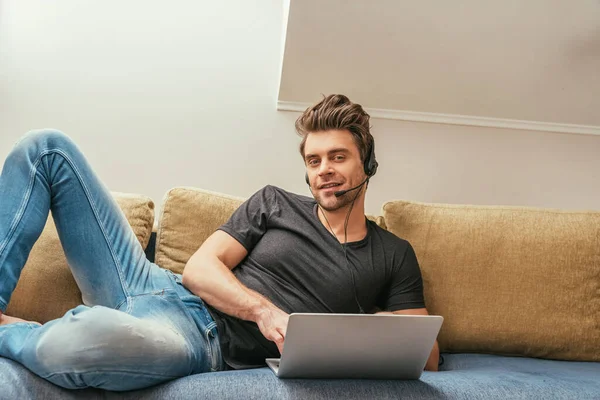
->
<box><xmin>318</xmin><ymin>201</ymin><xmax>368</xmax><ymax>243</ymax></box>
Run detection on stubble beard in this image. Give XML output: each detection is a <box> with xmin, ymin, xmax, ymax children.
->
<box><xmin>314</xmin><ymin>191</ymin><xmax>355</xmax><ymax>212</ymax></box>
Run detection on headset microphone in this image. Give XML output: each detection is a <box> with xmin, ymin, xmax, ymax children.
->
<box><xmin>334</xmin><ymin>177</ymin><xmax>369</xmax><ymax>198</ymax></box>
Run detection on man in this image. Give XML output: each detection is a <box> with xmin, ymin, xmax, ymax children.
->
<box><xmin>0</xmin><ymin>94</ymin><xmax>439</xmax><ymax>391</ymax></box>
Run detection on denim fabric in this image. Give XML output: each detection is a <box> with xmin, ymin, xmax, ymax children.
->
<box><xmin>0</xmin><ymin>130</ymin><xmax>224</xmax><ymax>391</ymax></box>
<box><xmin>2</xmin><ymin>353</ymin><xmax>599</xmax><ymax>399</ymax></box>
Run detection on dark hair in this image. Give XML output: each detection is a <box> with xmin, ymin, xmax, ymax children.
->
<box><xmin>295</xmin><ymin>94</ymin><xmax>373</xmax><ymax>164</ymax></box>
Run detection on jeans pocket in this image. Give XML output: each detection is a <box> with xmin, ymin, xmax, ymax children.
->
<box><xmin>204</xmin><ymin>322</ymin><xmax>223</xmax><ymax>372</ymax></box>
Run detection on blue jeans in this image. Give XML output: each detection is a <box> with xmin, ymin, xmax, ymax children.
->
<box><xmin>0</xmin><ymin>129</ymin><xmax>225</xmax><ymax>391</ymax></box>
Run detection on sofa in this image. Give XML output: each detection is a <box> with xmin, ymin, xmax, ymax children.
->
<box><xmin>1</xmin><ymin>187</ymin><xmax>599</xmax><ymax>399</ymax></box>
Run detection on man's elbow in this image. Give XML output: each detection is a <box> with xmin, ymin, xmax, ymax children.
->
<box><xmin>181</xmin><ymin>253</ymin><xmax>206</xmax><ymax>289</ymax></box>
<box><xmin>424</xmin><ymin>340</ymin><xmax>440</xmax><ymax>372</ymax></box>
<box><xmin>180</xmin><ymin>268</ymin><xmax>193</xmax><ymax>288</ymax></box>
<box><xmin>425</xmin><ymin>363</ymin><xmax>439</xmax><ymax>372</ymax></box>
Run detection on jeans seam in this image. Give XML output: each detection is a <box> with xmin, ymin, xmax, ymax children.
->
<box><xmin>204</xmin><ymin>329</ymin><xmax>214</xmax><ymax>372</ymax></box>
<box><xmin>43</xmin><ymin>148</ymin><xmax>132</xmax><ymax>305</ymax></box>
<box><xmin>129</xmin><ymin>289</ymin><xmax>168</xmax><ymax>298</ymax></box>
<box><xmin>204</xmin><ymin>322</ymin><xmax>219</xmax><ymax>371</ymax></box>
<box><xmin>204</xmin><ymin>321</ymin><xmax>217</xmax><ymax>335</ymax></box>
<box><xmin>0</xmin><ymin>149</ymin><xmax>42</xmax><ymax>294</ymax></box>
<box><xmin>114</xmin><ymin>297</ymin><xmax>127</xmax><ymax>311</ymax></box>
<box><xmin>113</xmin><ymin>289</ymin><xmax>170</xmax><ymax>311</ymax></box>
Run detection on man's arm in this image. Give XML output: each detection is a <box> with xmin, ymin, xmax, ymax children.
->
<box><xmin>376</xmin><ymin>308</ymin><xmax>440</xmax><ymax>372</ymax></box>
<box><xmin>182</xmin><ymin>230</ymin><xmax>289</xmax><ymax>353</ymax></box>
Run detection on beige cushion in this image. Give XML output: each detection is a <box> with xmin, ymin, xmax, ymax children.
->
<box><xmin>155</xmin><ymin>187</ymin><xmax>245</xmax><ymax>274</ymax></box>
<box><xmin>367</xmin><ymin>215</ymin><xmax>386</xmax><ymax>229</ymax></box>
<box><xmin>6</xmin><ymin>193</ymin><xmax>155</xmax><ymax>323</ymax></box>
<box><xmin>383</xmin><ymin>200</ymin><xmax>600</xmax><ymax>362</ymax></box>
<box><xmin>155</xmin><ymin>186</ymin><xmax>387</xmax><ymax>275</ymax></box>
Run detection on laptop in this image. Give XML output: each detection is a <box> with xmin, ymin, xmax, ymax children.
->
<box><xmin>266</xmin><ymin>313</ymin><xmax>443</xmax><ymax>379</ymax></box>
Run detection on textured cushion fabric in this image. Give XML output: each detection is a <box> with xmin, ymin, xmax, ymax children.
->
<box><xmin>122</xmin><ymin>354</ymin><xmax>600</xmax><ymax>400</ymax></box>
<box><xmin>382</xmin><ymin>200</ymin><xmax>600</xmax><ymax>362</ymax></box>
<box><xmin>155</xmin><ymin>187</ymin><xmax>245</xmax><ymax>274</ymax></box>
<box><xmin>155</xmin><ymin>187</ymin><xmax>388</xmax><ymax>274</ymax></box>
<box><xmin>0</xmin><ymin>358</ymin><xmax>103</xmax><ymax>400</ymax></box>
<box><xmin>367</xmin><ymin>214</ymin><xmax>386</xmax><ymax>229</ymax></box>
<box><xmin>2</xmin><ymin>354</ymin><xmax>599</xmax><ymax>400</ymax></box>
<box><xmin>5</xmin><ymin>192</ymin><xmax>155</xmax><ymax>324</ymax></box>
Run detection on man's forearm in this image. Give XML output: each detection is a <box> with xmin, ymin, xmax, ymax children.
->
<box><xmin>182</xmin><ymin>254</ymin><xmax>277</xmax><ymax>323</ymax></box>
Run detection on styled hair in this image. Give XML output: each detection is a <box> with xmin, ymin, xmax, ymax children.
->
<box><xmin>295</xmin><ymin>94</ymin><xmax>373</xmax><ymax>164</ymax></box>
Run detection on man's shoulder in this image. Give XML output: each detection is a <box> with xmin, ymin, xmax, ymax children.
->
<box><xmin>258</xmin><ymin>185</ymin><xmax>315</xmax><ymax>206</ymax></box>
<box><xmin>367</xmin><ymin>219</ymin><xmax>411</xmax><ymax>250</ymax></box>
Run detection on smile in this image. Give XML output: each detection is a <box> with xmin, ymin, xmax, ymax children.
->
<box><xmin>319</xmin><ymin>183</ymin><xmax>342</xmax><ymax>189</ymax></box>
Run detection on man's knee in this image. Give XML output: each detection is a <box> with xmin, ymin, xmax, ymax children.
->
<box><xmin>21</xmin><ymin>128</ymin><xmax>71</xmax><ymax>146</ymax></box>
<box><xmin>6</xmin><ymin>129</ymin><xmax>80</xmax><ymax>169</ymax></box>
<box><xmin>14</xmin><ymin>129</ymin><xmax>73</xmax><ymax>154</ymax></box>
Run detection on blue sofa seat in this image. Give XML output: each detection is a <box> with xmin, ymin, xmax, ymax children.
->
<box><xmin>2</xmin><ymin>354</ymin><xmax>599</xmax><ymax>399</ymax></box>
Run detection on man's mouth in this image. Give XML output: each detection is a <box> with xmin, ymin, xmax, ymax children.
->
<box><xmin>319</xmin><ymin>183</ymin><xmax>342</xmax><ymax>190</ymax></box>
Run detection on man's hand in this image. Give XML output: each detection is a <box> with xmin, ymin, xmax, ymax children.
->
<box><xmin>254</xmin><ymin>307</ymin><xmax>290</xmax><ymax>354</ymax></box>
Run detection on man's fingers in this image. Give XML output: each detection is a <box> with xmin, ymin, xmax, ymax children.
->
<box><xmin>272</xmin><ymin>331</ymin><xmax>284</xmax><ymax>344</ymax></box>
<box><xmin>256</xmin><ymin>310</ymin><xmax>289</xmax><ymax>354</ymax></box>
<box><xmin>274</xmin><ymin>334</ymin><xmax>284</xmax><ymax>354</ymax></box>
<box><xmin>276</xmin><ymin>325</ymin><xmax>286</xmax><ymax>338</ymax></box>
<box><xmin>270</xmin><ymin>330</ymin><xmax>285</xmax><ymax>354</ymax></box>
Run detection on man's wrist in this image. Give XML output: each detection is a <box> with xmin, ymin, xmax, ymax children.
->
<box><xmin>242</xmin><ymin>292</ymin><xmax>271</xmax><ymax>323</ymax></box>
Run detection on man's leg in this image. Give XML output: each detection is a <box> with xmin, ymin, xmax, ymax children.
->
<box><xmin>0</xmin><ymin>291</ymin><xmax>219</xmax><ymax>391</ymax></box>
<box><xmin>0</xmin><ymin>129</ymin><xmax>219</xmax><ymax>390</ymax></box>
<box><xmin>0</xmin><ymin>129</ymin><xmax>160</xmax><ymax>311</ymax></box>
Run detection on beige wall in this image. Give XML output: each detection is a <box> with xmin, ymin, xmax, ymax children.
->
<box><xmin>369</xmin><ymin>119</ymin><xmax>600</xmax><ymax>212</ymax></box>
<box><xmin>2</xmin><ymin>1</ymin><xmax>599</xmax><ymax>217</ymax></box>
<box><xmin>280</xmin><ymin>0</ymin><xmax>600</xmax><ymax>127</ymax></box>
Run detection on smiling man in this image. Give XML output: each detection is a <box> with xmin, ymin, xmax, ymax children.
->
<box><xmin>183</xmin><ymin>94</ymin><xmax>440</xmax><ymax>370</ymax></box>
<box><xmin>0</xmin><ymin>94</ymin><xmax>438</xmax><ymax>392</ymax></box>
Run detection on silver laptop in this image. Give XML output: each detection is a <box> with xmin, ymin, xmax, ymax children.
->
<box><xmin>266</xmin><ymin>313</ymin><xmax>443</xmax><ymax>379</ymax></box>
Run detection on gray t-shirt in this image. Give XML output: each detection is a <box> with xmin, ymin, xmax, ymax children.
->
<box><xmin>207</xmin><ymin>185</ymin><xmax>425</xmax><ymax>369</ymax></box>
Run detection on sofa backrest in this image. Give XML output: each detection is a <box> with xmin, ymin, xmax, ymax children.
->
<box><xmin>6</xmin><ymin>193</ymin><xmax>155</xmax><ymax>323</ymax></box>
<box><xmin>148</xmin><ymin>186</ymin><xmax>600</xmax><ymax>363</ymax></box>
<box><xmin>383</xmin><ymin>200</ymin><xmax>600</xmax><ymax>362</ymax></box>
<box><xmin>155</xmin><ymin>187</ymin><xmax>245</xmax><ymax>274</ymax></box>
<box><xmin>14</xmin><ymin>185</ymin><xmax>597</xmax><ymax>362</ymax></box>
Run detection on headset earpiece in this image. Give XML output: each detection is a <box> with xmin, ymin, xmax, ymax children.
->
<box><xmin>363</xmin><ymin>143</ymin><xmax>378</xmax><ymax>177</ymax></box>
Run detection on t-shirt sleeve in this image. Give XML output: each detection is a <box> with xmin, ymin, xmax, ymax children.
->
<box><xmin>217</xmin><ymin>185</ymin><xmax>279</xmax><ymax>252</ymax></box>
<box><xmin>383</xmin><ymin>242</ymin><xmax>426</xmax><ymax>311</ymax></box>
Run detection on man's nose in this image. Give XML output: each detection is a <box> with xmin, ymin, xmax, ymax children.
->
<box><xmin>317</xmin><ymin>160</ymin><xmax>334</xmax><ymax>176</ymax></box>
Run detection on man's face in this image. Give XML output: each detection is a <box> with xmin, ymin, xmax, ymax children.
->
<box><xmin>304</xmin><ymin>129</ymin><xmax>367</xmax><ymax>212</ymax></box>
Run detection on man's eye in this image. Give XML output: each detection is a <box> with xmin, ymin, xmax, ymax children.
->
<box><xmin>308</xmin><ymin>159</ymin><xmax>319</xmax><ymax>166</ymax></box>
<box><xmin>334</xmin><ymin>155</ymin><xmax>345</xmax><ymax>161</ymax></box>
